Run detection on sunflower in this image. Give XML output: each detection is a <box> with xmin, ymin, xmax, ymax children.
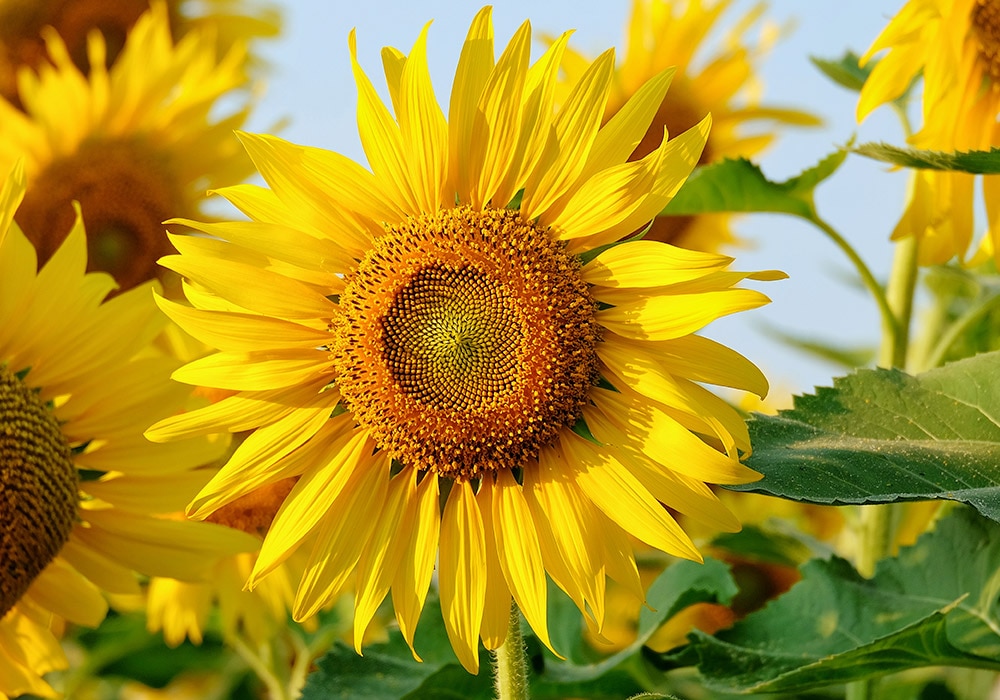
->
<box><xmin>0</xmin><ymin>163</ymin><xmax>257</xmax><ymax>699</ymax></box>
<box><xmin>554</xmin><ymin>0</ymin><xmax>818</xmax><ymax>251</ymax></box>
<box><xmin>858</xmin><ymin>0</ymin><xmax>1000</xmax><ymax>265</ymax></box>
<box><xmin>146</xmin><ymin>7</ymin><xmax>780</xmax><ymax>674</ymax></box>
<box><xmin>146</xmin><ymin>479</ymin><xmax>299</xmax><ymax>648</ymax></box>
<box><xmin>0</xmin><ymin>0</ymin><xmax>279</xmax><ymax>106</ymax></box>
<box><xmin>0</xmin><ymin>1</ymin><xmax>255</xmax><ymax>292</ymax></box>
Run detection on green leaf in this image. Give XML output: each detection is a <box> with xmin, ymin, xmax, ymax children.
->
<box><xmin>662</xmin><ymin>150</ymin><xmax>846</xmax><ymax>220</ymax></box>
<box><xmin>853</xmin><ymin>143</ymin><xmax>1000</xmax><ymax>174</ymax></box>
<box><xmin>683</xmin><ymin>508</ymin><xmax>1000</xmax><ymax>693</ymax></box>
<box><xmin>810</xmin><ymin>51</ymin><xmax>872</xmax><ymax>93</ymax></box>
<box><xmin>735</xmin><ymin>350</ymin><xmax>1000</xmax><ymax>522</ymax></box>
<box><xmin>531</xmin><ymin>558</ymin><xmax>737</xmax><ymax>696</ymax></box>
<box><xmin>757</xmin><ymin>321</ymin><xmax>876</xmax><ymax>370</ymax></box>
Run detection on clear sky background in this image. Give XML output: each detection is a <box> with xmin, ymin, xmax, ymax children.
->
<box><xmin>244</xmin><ymin>1</ymin><xmax>912</xmax><ymax>402</ymax></box>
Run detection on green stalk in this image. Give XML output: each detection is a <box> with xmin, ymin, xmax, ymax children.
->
<box><xmin>810</xmin><ymin>215</ymin><xmax>900</xmax><ymax>353</ymax></box>
<box><xmin>847</xmin><ymin>235</ymin><xmax>920</xmax><ymax>700</ymax></box>
<box><xmin>492</xmin><ymin>601</ymin><xmax>530</xmax><ymax>700</ymax></box>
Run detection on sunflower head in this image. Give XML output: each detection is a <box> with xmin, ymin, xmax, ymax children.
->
<box><xmin>149</xmin><ymin>6</ymin><xmax>779</xmax><ymax>674</ymax></box>
<box><xmin>0</xmin><ymin>161</ymin><xmax>258</xmax><ymax>698</ymax></box>
<box><xmin>0</xmin><ymin>1</ymin><xmax>256</xmax><ymax>292</ymax></box>
<box><xmin>0</xmin><ymin>362</ymin><xmax>78</xmax><ymax>617</ymax></box>
<box><xmin>553</xmin><ymin>0</ymin><xmax>818</xmax><ymax>251</ymax></box>
<box><xmin>0</xmin><ymin>0</ymin><xmax>279</xmax><ymax>106</ymax></box>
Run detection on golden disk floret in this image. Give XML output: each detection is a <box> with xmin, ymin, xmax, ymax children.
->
<box><xmin>0</xmin><ymin>364</ymin><xmax>78</xmax><ymax>617</ymax></box>
<box><xmin>974</xmin><ymin>0</ymin><xmax>1000</xmax><ymax>82</ymax></box>
<box><xmin>331</xmin><ymin>206</ymin><xmax>600</xmax><ymax>480</ymax></box>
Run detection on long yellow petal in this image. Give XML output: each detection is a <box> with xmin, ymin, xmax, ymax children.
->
<box><xmin>492</xmin><ymin>469</ymin><xmax>553</xmax><ymax>653</ymax></box>
<box><xmin>476</xmin><ymin>480</ymin><xmax>511</xmax><ymax>650</ymax></box>
<box><xmin>353</xmin><ymin>470</ymin><xmax>415</xmax><ymax>651</ymax></box>
<box><xmin>392</xmin><ymin>473</ymin><xmax>440</xmax><ymax>659</ymax></box>
<box><xmin>581</xmin><ymin>240</ymin><xmax>731</xmax><ymax>287</ymax></box>
<box><xmin>438</xmin><ymin>480</ymin><xmax>486</xmax><ymax>674</ymax></box>
<box><xmin>171</xmin><ymin>349</ymin><xmax>329</xmax><ymax>391</ymax></box>
<box><xmin>349</xmin><ymin>29</ymin><xmax>419</xmax><ymax>214</ymax></box>
<box><xmin>398</xmin><ymin>22</ymin><xmax>449</xmax><ymax>212</ymax></box>
<box><xmin>449</xmin><ymin>6</ymin><xmax>494</xmax><ymax>198</ymax></box>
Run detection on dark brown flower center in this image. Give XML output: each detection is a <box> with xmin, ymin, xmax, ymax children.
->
<box><xmin>331</xmin><ymin>206</ymin><xmax>600</xmax><ymax>480</ymax></box>
<box><xmin>0</xmin><ymin>364</ymin><xmax>78</xmax><ymax>617</ymax></box>
<box><xmin>973</xmin><ymin>0</ymin><xmax>1000</xmax><ymax>83</ymax></box>
<box><xmin>15</xmin><ymin>138</ymin><xmax>184</xmax><ymax>291</ymax></box>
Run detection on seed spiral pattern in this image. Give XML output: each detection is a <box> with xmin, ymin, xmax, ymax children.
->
<box><xmin>0</xmin><ymin>365</ymin><xmax>78</xmax><ymax>617</ymax></box>
<box><xmin>331</xmin><ymin>206</ymin><xmax>600</xmax><ymax>480</ymax></box>
<box><xmin>974</xmin><ymin>0</ymin><xmax>1000</xmax><ymax>82</ymax></box>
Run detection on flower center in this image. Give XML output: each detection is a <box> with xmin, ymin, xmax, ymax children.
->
<box><xmin>332</xmin><ymin>206</ymin><xmax>600</xmax><ymax>480</ymax></box>
<box><xmin>973</xmin><ymin>0</ymin><xmax>1000</xmax><ymax>83</ymax></box>
<box><xmin>0</xmin><ymin>365</ymin><xmax>79</xmax><ymax>618</ymax></box>
<box><xmin>15</xmin><ymin>139</ymin><xmax>184</xmax><ymax>291</ymax></box>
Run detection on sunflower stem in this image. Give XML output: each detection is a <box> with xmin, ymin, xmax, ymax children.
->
<box><xmin>809</xmin><ymin>215</ymin><xmax>899</xmax><ymax>355</ymax></box>
<box><xmin>847</xmin><ymin>235</ymin><xmax>919</xmax><ymax>700</ymax></box>
<box><xmin>492</xmin><ymin>601</ymin><xmax>531</xmax><ymax>700</ymax></box>
<box><xmin>228</xmin><ymin>634</ymin><xmax>292</xmax><ymax>700</ymax></box>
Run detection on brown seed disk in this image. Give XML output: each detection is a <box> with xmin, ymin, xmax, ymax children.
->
<box><xmin>15</xmin><ymin>138</ymin><xmax>184</xmax><ymax>291</ymax></box>
<box><xmin>205</xmin><ymin>477</ymin><xmax>298</xmax><ymax>538</ymax></box>
<box><xmin>974</xmin><ymin>0</ymin><xmax>1000</xmax><ymax>83</ymax></box>
<box><xmin>0</xmin><ymin>365</ymin><xmax>79</xmax><ymax>617</ymax></box>
<box><xmin>331</xmin><ymin>206</ymin><xmax>600</xmax><ymax>481</ymax></box>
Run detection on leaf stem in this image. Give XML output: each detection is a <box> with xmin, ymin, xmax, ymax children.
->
<box><xmin>228</xmin><ymin>634</ymin><xmax>292</xmax><ymax>700</ymax></box>
<box><xmin>809</xmin><ymin>215</ymin><xmax>899</xmax><ymax>355</ymax></box>
<box><xmin>492</xmin><ymin>601</ymin><xmax>530</xmax><ymax>700</ymax></box>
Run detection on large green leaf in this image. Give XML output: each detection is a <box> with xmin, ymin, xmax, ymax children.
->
<box><xmin>661</xmin><ymin>150</ymin><xmax>846</xmax><ymax>220</ymax></box>
<box><xmin>734</xmin><ymin>351</ymin><xmax>1000</xmax><ymax>522</ymax></box>
<box><xmin>681</xmin><ymin>508</ymin><xmax>1000</xmax><ymax>693</ymax></box>
<box><xmin>853</xmin><ymin>143</ymin><xmax>1000</xmax><ymax>174</ymax></box>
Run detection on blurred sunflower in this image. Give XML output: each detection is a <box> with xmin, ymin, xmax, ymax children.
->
<box><xmin>555</xmin><ymin>0</ymin><xmax>819</xmax><ymax>251</ymax></box>
<box><xmin>0</xmin><ymin>0</ymin><xmax>279</xmax><ymax>106</ymax></box>
<box><xmin>146</xmin><ymin>480</ymin><xmax>299</xmax><ymax>649</ymax></box>
<box><xmin>0</xmin><ymin>1</ymin><xmax>255</xmax><ymax>292</ymax></box>
<box><xmin>858</xmin><ymin>0</ymin><xmax>1000</xmax><ymax>265</ymax></box>
<box><xmin>0</xmin><ymin>163</ymin><xmax>257</xmax><ymax>698</ymax></box>
<box><xmin>147</xmin><ymin>7</ymin><xmax>781</xmax><ymax>674</ymax></box>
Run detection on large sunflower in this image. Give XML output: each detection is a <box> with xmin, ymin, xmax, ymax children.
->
<box><xmin>0</xmin><ymin>0</ymin><xmax>279</xmax><ymax>105</ymax></box>
<box><xmin>0</xmin><ymin>1</ymin><xmax>255</xmax><ymax>291</ymax></box>
<box><xmin>858</xmin><ymin>0</ymin><xmax>1000</xmax><ymax>265</ymax></box>
<box><xmin>555</xmin><ymin>0</ymin><xmax>818</xmax><ymax>251</ymax></box>
<box><xmin>147</xmin><ymin>7</ymin><xmax>779</xmax><ymax>673</ymax></box>
<box><xmin>0</xmin><ymin>163</ymin><xmax>257</xmax><ymax>698</ymax></box>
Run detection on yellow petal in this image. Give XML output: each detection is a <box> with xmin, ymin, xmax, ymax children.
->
<box><xmin>293</xmin><ymin>453</ymin><xmax>390</xmax><ymax>621</ymax></box>
<box><xmin>476</xmin><ymin>480</ymin><xmax>512</xmax><ymax>650</ymax></box>
<box><xmin>581</xmin><ymin>240</ymin><xmax>731</xmax><ymax>287</ymax></box>
<box><xmin>25</xmin><ymin>558</ymin><xmax>107</xmax><ymax>626</ymax></box>
<box><xmin>438</xmin><ymin>480</ymin><xmax>486</xmax><ymax>674</ymax></box>
<box><xmin>392</xmin><ymin>473</ymin><xmax>440</xmax><ymax>659</ymax></box>
<box><xmin>560</xmin><ymin>432</ymin><xmax>702</xmax><ymax>562</ymax></box>
<box><xmin>492</xmin><ymin>470</ymin><xmax>553</xmax><ymax>653</ymax></box>
<box><xmin>398</xmin><ymin>22</ymin><xmax>449</xmax><ymax>212</ymax></box>
<box><xmin>449</xmin><ymin>6</ymin><xmax>494</xmax><ymax>198</ymax></box>
<box><xmin>596</xmin><ymin>287</ymin><xmax>770</xmax><ymax>341</ymax></box>
<box><xmin>353</xmin><ymin>469</ymin><xmax>415</xmax><ymax>651</ymax></box>
<box><xmin>171</xmin><ymin>349</ymin><xmax>328</xmax><ymax>391</ymax></box>
<box><xmin>252</xmin><ymin>429</ymin><xmax>374</xmax><ymax>581</ymax></box>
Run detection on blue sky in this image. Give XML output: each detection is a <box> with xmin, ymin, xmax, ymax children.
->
<box><xmin>245</xmin><ymin>1</ymin><xmax>910</xmax><ymax>400</ymax></box>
